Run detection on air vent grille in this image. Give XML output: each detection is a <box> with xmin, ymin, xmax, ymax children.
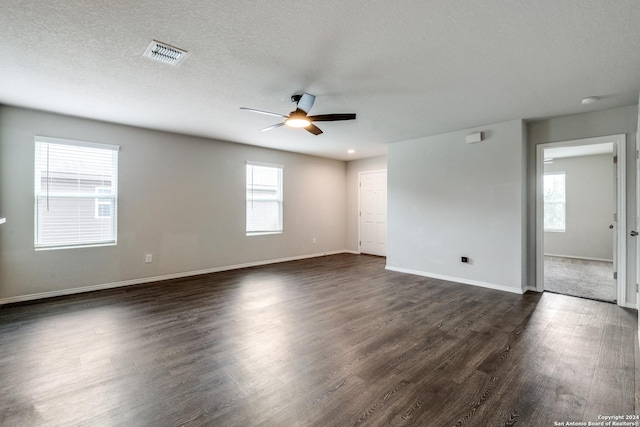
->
<box><xmin>143</xmin><ymin>40</ymin><xmax>187</xmax><ymax>65</ymax></box>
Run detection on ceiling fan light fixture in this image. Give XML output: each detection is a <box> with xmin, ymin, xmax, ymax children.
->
<box><xmin>242</xmin><ymin>93</ymin><xmax>356</xmax><ymax>135</ymax></box>
<box><xmin>285</xmin><ymin>117</ymin><xmax>311</xmax><ymax>128</ymax></box>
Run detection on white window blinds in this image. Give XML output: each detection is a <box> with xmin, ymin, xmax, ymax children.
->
<box><xmin>34</xmin><ymin>136</ymin><xmax>119</xmax><ymax>249</ymax></box>
<box><xmin>246</xmin><ymin>162</ymin><xmax>283</xmax><ymax>235</ymax></box>
<box><xmin>543</xmin><ymin>172</ymin><xmax>566</xmax><ymax>232</ymax></box>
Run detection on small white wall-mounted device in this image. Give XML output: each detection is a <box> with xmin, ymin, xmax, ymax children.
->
<box><xmin>465</xmin><ymin>132</ymin><xmax>483</xmax><ymax>144</ymax></box>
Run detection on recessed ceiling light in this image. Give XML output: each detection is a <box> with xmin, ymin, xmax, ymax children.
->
<box><xmin>581</xmin><ymin>96</ymin><xmax>599</xmax><ymax>105</ymax></box>
<box><xmin>347</xmin><ymin>149</ymin><xmax>355</xmax><ymax>154</ymax></box>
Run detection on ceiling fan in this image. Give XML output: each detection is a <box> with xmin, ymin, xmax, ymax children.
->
<box><xmin>240</xmin><ymin>93</ymin><xmax>356</xmax><ymax>135</ymax></box>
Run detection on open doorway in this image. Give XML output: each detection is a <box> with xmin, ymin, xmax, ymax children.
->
<box><xmin>543</xmin><ymin>143</ymin><xmax>615</xmax><ymax>301</ymax></box>
<box><xmin>536</xmin><ymin>135</ymin><xmax>626</xmax><ymax>305</ymax></box>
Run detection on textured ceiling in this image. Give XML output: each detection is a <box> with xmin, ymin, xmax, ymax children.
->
<box><xmin>1</xmin><ymin>1</ymin><xmax>639</xmax><ymax>160</ymax></box>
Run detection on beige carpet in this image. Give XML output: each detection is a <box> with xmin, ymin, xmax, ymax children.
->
<box><xmin>544</xmin><ymin>255</ymin><xmax>615</xmax><ymax>302</ymax></box>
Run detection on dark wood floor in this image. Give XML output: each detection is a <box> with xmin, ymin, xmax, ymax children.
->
<box><xmin>0</xmin><ymin>254</ymin><xmax>637</xmax><ymax>426</ymax></box>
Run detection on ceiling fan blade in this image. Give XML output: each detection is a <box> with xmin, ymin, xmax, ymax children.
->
<box><xmin>240</xmin><ymin>107</ymin><xmax>288</xmax><ymax>118</ymax></box>
<box><xmin>307</xmin><ymin>113</ymin><xmax>356</xmax><ymax>122</ymax></box>
<box><xmin>305</xmin><ymin>124</ymin><xmax>323</xmax><ymax>135</ymax></box>
<box><xmin>260</xmin><ymin>122</ymin><xmax>285</xmax><ymax>132</ymax></box>
<box><xmin>297</xmin><ymin>93</ymin><xmax>316</xmax><ymax>114</ymax></box>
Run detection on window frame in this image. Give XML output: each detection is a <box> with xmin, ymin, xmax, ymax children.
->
<box><xmin>245</xmin><ymin>161</ymin><xmax>283</xmax><ymax>236</ymax></box>
<box><xmin>34</xmin><ymin>136</ymin><xmax>120</xmax><ymax>250</ymax></box>
<box><xmin>543</xmin><ymin>171</ymin><xmax>566</xmax><ymax>232</ymax></box>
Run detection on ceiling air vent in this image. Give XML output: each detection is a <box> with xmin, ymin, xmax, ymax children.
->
<box><xmin>143</xmin><ymin>40</ymin><xmax>187</xmax><ymax>65</ymax></box>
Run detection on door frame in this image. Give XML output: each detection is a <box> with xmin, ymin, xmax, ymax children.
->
<box><xmin>535</xmin><ymin>134</ymin><xmax>627</xmax><ymax>306</ymax></box>
<box><xmin>358</xmin><ymin>169</ymin><xmax>387</xmax><ymax>255</ymax></box>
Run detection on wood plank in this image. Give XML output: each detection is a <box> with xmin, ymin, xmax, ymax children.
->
<box><xmin>0</xmin><ymin>254</ymin><xmax>636</xmax><ymax>426</ymax></box>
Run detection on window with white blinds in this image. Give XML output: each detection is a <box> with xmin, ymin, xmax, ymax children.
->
<box><xmin>34</xmin><ymin>136</ymin><xmax>119</xmax><ymax>249</ymax></box>
<box><xmin>543</xmin><ymin>172</ymin><xmax>566</xmax><ymax>232</ymax></box>
<box><xmin>246</xmin><ymin>162</ymin><xmax>283</xmax><ymax>235</ymax></box>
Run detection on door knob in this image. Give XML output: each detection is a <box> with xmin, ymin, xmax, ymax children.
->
<box><xmin>609</xmin><ymin>225</ymin><xmax>614</xmax><ymax>229</ymax></box>
<box><xmin>631</xmin><ymin>231</ymin><xmax>639</xmax><ymax>237</ymax></box>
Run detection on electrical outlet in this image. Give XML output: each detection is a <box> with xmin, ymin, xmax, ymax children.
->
<box><xmin>145</xmin><ymin>254</ymin><xmax>153</xmax><ymax>263</ymax></box>
<box><xmin>461</xmin><ymin>256</ymin><xmax>469</xmax><ymax>263</ymax></box>
<box><xmin>312</xmin><ymin>238</ymin><xmax>316</xmax><ymax>245</ymax></box>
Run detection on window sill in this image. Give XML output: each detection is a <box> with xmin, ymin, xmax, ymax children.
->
<box><xmin>35</xmin><ymin>242</ymin><xmax>117</xmax><ymax>251</ymax></box>
<box><xmin>246</xmin><ymin>231</ymin><xmax>282</xmax><ymax>237</ymax></box>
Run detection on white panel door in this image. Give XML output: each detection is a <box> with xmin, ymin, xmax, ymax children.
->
<box><xmin>636</xmin><ymin>102</ymin><xmax>640</xmax><ymax>309</ymax></box>
<box><xmin>636</xmin><ymin>144</ymin><xmax>639</xmax><ymax>308</ymax></box>
<box><xmin>359</xmin><ymin>171</ymin><xmax>387</xmax><ymax>256</ymax></box>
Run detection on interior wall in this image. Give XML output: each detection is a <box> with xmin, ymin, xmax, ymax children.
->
<box><xmin>345</xmin><ymin>155</ymin><xmax>387</xmax><ymax>253</ymax></box>
<box><xmin>544</xmin><ymin>154</ymin><xmax>614</xmax><ymax>260</ymax></box>
<box><xmin>527</xmin><ymin>104</ymin><xmax>638</xmax><ymax>306</ymax></box>
<box><xmin>387</xmin><ymin>119</ymin><xmax>527</xmax><ymax>293</ymax></box>
<box><xmin>0</xmin><ymin>106</ymin><xmax>347</xmax><ymax>301</ymax></box>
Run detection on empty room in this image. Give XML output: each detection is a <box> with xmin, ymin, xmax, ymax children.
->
<box><xmin>1</xmin><ymin>2</ymin><xmax>639</xmax><ymax>426</ymax></box>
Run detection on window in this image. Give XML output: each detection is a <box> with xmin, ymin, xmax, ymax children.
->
<box><xmin>246</xmin><ymin>162</ymin><xmax>283</xmax><ymax>235</ymax></box>
<box><xmin>544</xmin><ymin>172</ymin><xmax>566</xmax><ymax>232</ymax></box>
<box><xmin>95</xmin><ymin>187</ymin><xmax>113</xmax><ymax>218</ymax></box>
<box><xmin>34</xmin><ymin>136</ymin><xmax>119</xmax><ymax>249</ymax></box>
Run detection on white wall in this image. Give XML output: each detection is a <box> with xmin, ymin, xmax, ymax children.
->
<box><xmin>527</xmin><ymin>104</ymin><xmax>638</xmax><ymax>306</ymax></box>
<box><xmin>2</xmin><ymin>104</ymin><xmax>636</xmax><ymax>305</ymax></box>
<box><xmin>387</xmin><ymin>120</ymin><xmax>527</xmax><ymax>293</ymax></box>
<box><xmin>0</xmin><ymin>106</ymin><xmax>347</xmax><ymax>302</ymax></box>
<box><xmin>345</xmin><ymin>155</ymin><xmax>387</xmax><ymax>252</ymax></box>
<box><xmin>544</xmin><ymin>154</ymin><xmax>614</xmax><ymax>260</ymax></box>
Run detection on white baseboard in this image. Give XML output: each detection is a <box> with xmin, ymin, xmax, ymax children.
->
<box><xmin>0</xmin><ymin>250</ymin><xmax>350</xmax><ymax>305</ymax></box>
<box><xmin>524</xmin><ymin>286</ymin><xmax>539</xmax><ymax>293</ymax></box>
<box><xmin>619</xmin><ymin>300</ymin><xmax>637</xmax><ymax>309</ymax></box>
<box><xmin>544</xmin><ymin>254</ymin><xmax>613</xmax><ymax>263</ymax></box>
<box><xmin>385</xmin><ymin>265</ymin><xmax>525</xmax><ymax>295</ymax></box>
